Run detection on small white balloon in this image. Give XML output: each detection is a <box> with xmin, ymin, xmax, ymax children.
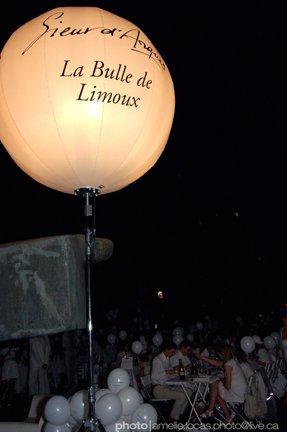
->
<box><xmin>118</xmin><ymin>386</ymin><xmax>142</xmax><ymax>415</ymax></box>
<box><xmin>131</xmin><ymin>341</ymin><xmax>143</xmax><ymax>355</ymax></box>
<box><xmin>152</xmin><ymin>333</ymin><xmax>163</xmax><ymax>347</ymax></box>
<box><xmin>69</xmin><ymin>390</ymin><xmax>88</xmax><ymax>421</ymax></box>
<box><xmin>44</xmin><ymin>395</ymin><xmax>71</xmax><ymax>426</ymax></box>
<box><xmin>240</xmin><ymin>336</ymin><xmax>255</xmax><ymax>354</ymax></box>
<box><xmin>271</xmin><ymin>332</ymin><xmax>280</xmax><ymax>344</ymax></box>
<box><xmin>131</xmin><ymin>403</ymin><xmax>157</xmax><ymax>431</ymax></box>
<box><xmin>172</xmin><ymin>335</ymin><xmax>183</xmax><ymax>347</ymax></box>
<box><xmin>95</xmin><ymin>393</ymin><xmax>123</xmax><ymax>425</ymax></box>
<box><xmin>172</xmin><ymin>326</ymin><xmax>184</xmax><ymax>336</ymax></box>
<box><xmin>186</xmin><ymin>334</ymin><xmax>194</xmax><ymax>343</ymax></box>
<box><xmin>108</xmin><ymin>333</ymin><xmax>117</xmax><ymax>345</ymax></box>
<box><xmin>196</xmin><ymin>321</ymin><xmax>203</xmax><ymax>331</ymax></box>
<box><xmin>95</xmin><ymin>388</ymin><xmax>112</xmax><ymax>401</ymax></box>
<box><xmin>108</xmin><ymin>368</ymin><xmax>130</xmax><ymax>393</ymax></box>
<box><xmin>264</xmin><ymin>336</ymin><xmax>276</xmax><ymax>350</ymax></box>
<box><xmin>119</xmin><ymin>330</ymin><xmax>128</xmax><ymax>341</ymax></box>
<box><xmin>44</xmin><ymin>423</ymin><xmax>72</xmax><ymax>432</ymax></box>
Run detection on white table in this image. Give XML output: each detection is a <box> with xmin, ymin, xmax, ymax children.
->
<box><xmin>166</xmin><ymin>376</ymin><xmax>212</xmax><ymax>424</ymax></box>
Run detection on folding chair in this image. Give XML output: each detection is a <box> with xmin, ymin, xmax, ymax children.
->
<box><xmin>138</xmin><ymin>375</ymin><xmax>172</xmax><ymax>422</ymax></box>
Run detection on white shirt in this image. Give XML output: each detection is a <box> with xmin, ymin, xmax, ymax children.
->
<box><xmin>170</xmin><ymin>350</ymin><xmax>191</xmax><ymax>368</ymax></box>
<box><xmin>225</xmin><ymin>358</ymin><xmax>247</xmax><ymax>401</ymax></box>
<box><xmin>151</xmin><ymin>352</ymin><xmax>171</xmax><ymax>385</ymax></box>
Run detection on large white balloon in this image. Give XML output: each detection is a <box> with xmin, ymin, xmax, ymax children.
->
<box><xmin>152</xmin><ymin>333</ymin><xmax>163</xmax><ymax>347</ymax></box>
<box><xmin>69</xmin><ymin>390</ymin><xmax>88</xmax><ymax>421</ymax></box>
<box><xmin>131</xmin><ymin>341</ymin><xmax>143</xmax><ymax>355</ymax></box>
<box><xmin>119</xmin><ymin>330</ymin><xmax>128</xmax><ymax>341</ymax></box>
<box><xmin>108</xmin><ymin>368</ymin><xmax>130</xmax><ymax>393</ymax></box>
<box><xmin>95</xmin><ymin>388</ymin><xmax>112</xmax><ymax>401</ymax></box>
<box><xmin>131</xmin><ymin>403</ymin><xmax>157</xmax><ymax>431</ymax></box>
<box><xmin>108</xmin><ymin>333</ymin><xmax>117</xmax><ymax>345</ymax></box>
<box><xmin>240</xmin><ymin>336</ymin><xmax>255</xmax><ymax>354</ymax></box>
<box><xmin>264</xmin><ymin>336</ymin><xmax>276</xmax><ymax>350</ymax></box>
<box><xmin>271</xmin><ymin>332</ymin><xmax>280</xmax><ymax>344</ymax></box>
<box><xmin>44</xmin><ymin>423</ymin><xmax>72</xmax><ymax>432</ymax></box>
<box><xmin>118</xmin><ymin>386</ymin><xmax>142</xmax><ymax>416</ymax></box>
<box><xmin>44</xmin><ymin>396</ymin><xmax>71</xmax><ymax>426</ymax></box>
<box><xmin>95</xmin><ymin>393</ymin><xmax>123</xmax><ymax>426</ymax></box>
<box><xmin>0</xmin><ymin>7</ymin><xmax>175</xmax><ymax>195</ymax></box>
<box><xmin>172</xmin><ymin>335</ymin><xmax>183</xmax><ymax>347</ymax></box>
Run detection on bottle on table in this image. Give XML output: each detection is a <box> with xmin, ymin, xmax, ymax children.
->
<box><xmin>178</xmin><ymin>359</ymin><xmax>185</xmax><ymax>381</ymax></box>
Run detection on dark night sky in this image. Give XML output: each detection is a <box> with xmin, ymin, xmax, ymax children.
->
<box><xmin>0</xmin><ymin>1</ymin><xmax>287</xmax><ymax>324</ymax></box>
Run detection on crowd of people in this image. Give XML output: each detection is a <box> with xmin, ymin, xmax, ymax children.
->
<box><xmin>0</xmin><ymin>309</ymin><xmax>287</xmax><ymax>425</ymax></box>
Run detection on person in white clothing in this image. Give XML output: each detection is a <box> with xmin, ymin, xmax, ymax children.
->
<box><xmin>29</xmin><ymin>335</ymin><xmax>51</xmax><ymax>395</ymax></box>
<box><xmin>170</xmin><ymin>340</ymin><xmax>192</xmax><ymax>369</ymax></box>
<box><xmin>196</xmin><ymin>345</ymin><xmax>247</xmax><ymax>422</ymax></box>
<box><xmin>253</xmin><ymin>335</ymin><xmax>272</xmax><ymax>366</ymax></box>
<box><xmin>151</xmin><ymin>341</ymin><xmax>190</xmax><ymax>422</ymax></box>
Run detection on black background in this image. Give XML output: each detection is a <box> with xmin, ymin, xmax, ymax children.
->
<box><xmin>0</xmin><ymin>1</ymin><xmax>286</xmax><ymax>326</ymax></box>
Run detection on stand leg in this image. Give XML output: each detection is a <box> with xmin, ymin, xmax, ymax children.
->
<box><xmin>75</xmin><ymin>187</ymin><xmax>99</xmax><ymax>431</ymax></box>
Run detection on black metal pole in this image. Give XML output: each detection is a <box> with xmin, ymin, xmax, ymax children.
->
<box><xmin>75</xmin><ymin>187</ymin><xmax>99</xmax><ymax>431</ymax></box>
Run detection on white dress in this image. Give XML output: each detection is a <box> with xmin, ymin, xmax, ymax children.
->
<box><xmin>1</xmin><ymin>347</ymin><xmax>19</xmax><ymax>381</ymax></box>
<box><xmin>218</xmin><ymin>358</ymin><xmax>247</xmax><ymax>403</ymax></box>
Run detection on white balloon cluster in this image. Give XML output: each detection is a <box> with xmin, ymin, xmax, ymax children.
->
<box><xmin>44</xmin><ymin>369</ymin><xmax>157</xmax><ymax>431</ymax></box>
<box><xmin>96</xmin><ymin>368</ymin><xmax>157</xmax><ymax>431</ymax></box>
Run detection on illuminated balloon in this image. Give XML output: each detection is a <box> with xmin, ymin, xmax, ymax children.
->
<box><xmin>173</xmin><ymin>327</ymin><xmax>184</xmax><ymax>336</ymax></box>
<box><xmin>44</xmin><ymin>395</ymin><xmax>70</xmax><ymax>426</ymax></box>
<box><xmin>240</xmin><ymin>336</ymin><xmax>255</xmax><ymax>354</ymax></box>
<box><xmin>0</xmin><ymin>7</ymin><xmax>175</xmax><ymax>195</ymax></box>
<box><xmin>95</xmin><ymin>393</ymin><xmax>122</xmax><ymax>425</ymax></box>
<box><xmin>107</xmin><ymin>368</ymin><xmax>130</xmax><ymax>393</ymax></box>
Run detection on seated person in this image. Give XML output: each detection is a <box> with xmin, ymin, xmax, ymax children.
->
<box><xmin>151</xmin><ymin>341</ymin><xmax>190</xmax><ymax>422</ymax></box>
<box><xmin>196</xmin><ymin>345</ymin><xmax>247</xmax><ymax>422</ymax></box>
<box><xmin>170</xmin><ymin>341</ymin><xmax>192</xmax><ymax>374</ymax></box>
<box><xmin>138</xmin><ymin>349</ymin><xmax>152</xmax><ymax>376</ymax></box>
<box><xmin>116</xmin><ymin>342</ymin><xmax>132</xmax><ymax>367</ymax></box>
<box><xmin>236</xmin><ymin>350</ymin><xmax>254</xmax><ymax>382</ymax></box>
